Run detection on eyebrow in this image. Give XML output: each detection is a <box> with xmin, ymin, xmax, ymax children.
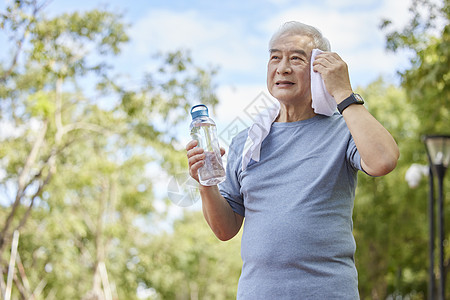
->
<box><xmin>269</xmin><ymin>49</ymin><xmax>308</xmax><ymax>56</ymax></box>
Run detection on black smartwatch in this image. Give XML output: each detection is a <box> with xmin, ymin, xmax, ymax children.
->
<box><xmin>337</xmin><ymin>93</ymin><xmax>364</xmax><ymax>114</ymax></box>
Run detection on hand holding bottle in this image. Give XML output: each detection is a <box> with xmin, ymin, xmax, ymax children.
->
<box><xmin>188</xmin><ymin>104</ymin><xmax>226</xmax><ymax>186</ymax></box>
<box><xmin>186</xmin><ymin>140</ymin><xmax>226</xmax><ymax>184</ymax></box>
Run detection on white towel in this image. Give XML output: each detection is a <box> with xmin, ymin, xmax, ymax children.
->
<box><xmin>241</xmin><ymin>101</ymin><xmax>280</xmax><ymax>171</ymax></box>
<box><xmin>310</xmin><ymin>49</ymin><xmax>337</xmax><ymax>116</ymax></box>
<box><xmin>241</xmin><ymin>49</ymin><xmax>336</xmax><ymax>171</ymax></box>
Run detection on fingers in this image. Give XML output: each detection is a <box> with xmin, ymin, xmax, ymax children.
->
<box><xmin>186</xmin><ymin>140</ymin><xmax>204</xmax><ymax>182</ymax></box>
<box><xmin>186</xmin><ymin>139</ymin><xmax>198</xmax><ymax>151</ymax></box>
<box><xmin>311</xmin><ymin>51</ymin><xmax>352</xmax><ymax>100</ymax></box>
<box><xmin>186</xmin><ymin>140</ymin><xmax>226</xmax><ymax>182</ymax></box>
<box><xmin>187</xmin><ymin>147</ymin><xmax>205</xmax><ymax>167</ymax></box>
<box><xmin>186</xmin><ymin>140</ymin><xmax>204</xmax><ymax>160</ymax></box>
<box><xmin>313</xmin><ymin>51</ymin><xmax>342</xmax><ymax>63</ymax></box>
<box><xmin>312</xmin><ymin>52</ymin><xmax>344</xmax><ymax>71</ymax></box>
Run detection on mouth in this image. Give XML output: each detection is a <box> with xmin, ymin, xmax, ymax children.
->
<box><xmin>275</xmin><ymin>80</ymin><xmax>295</xmax><ymax>86</ymax></box>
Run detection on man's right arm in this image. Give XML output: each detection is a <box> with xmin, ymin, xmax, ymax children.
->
<box><xmin>199</xmin><ymin>185</ymin><xmax>244</xmax><ymax>241</ymax></box>
<box><xmin>186</xmin><ymin>140</ymin><xmax>243</xmax><ymax>241</ymax></box>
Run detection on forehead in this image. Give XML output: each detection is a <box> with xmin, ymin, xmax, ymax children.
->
<box><xmin>270</xmin><ymin>34</ymin><xmax>314</xmax><ymax>54</ymax></box>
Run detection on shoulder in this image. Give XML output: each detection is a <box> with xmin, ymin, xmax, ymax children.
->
<box><xmin>325</xmin><ymin>112</ymin><xmax>345</xmax><ymax>123</ymax></box>
<box><xmin>221</xmin><ymin>127</ymin><xmax>248</xmax><ymax>170</ymax></box>
<box><xmin>226</xmin><ymin>127</ymin><xmax>249</xmax><ymax>152</ymax></box>
<box><xmin>294</xmin><ymin>113</ymin><xmax>352</xmax><ymax>146</ymax></box>
<box><xmin>320</xmin><ymin>112</ymin><xmax>349</xmax><ymax>131</ymax></box>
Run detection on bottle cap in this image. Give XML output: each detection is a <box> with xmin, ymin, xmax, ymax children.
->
<box><xmin>190</xmin><ymin>104</ymin><xmax>209</xmax><ymax>119</ymax></box>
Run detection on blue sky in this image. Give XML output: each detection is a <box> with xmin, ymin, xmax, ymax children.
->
<box><xmin>2</xmin><ymin>0</ymin><xmax>414</xmax><ymax>124</ymax></box>
<box><xmin>37</xmin><ymin>0</ymin><xmax>414</xmax><ymax>126</ymax></box>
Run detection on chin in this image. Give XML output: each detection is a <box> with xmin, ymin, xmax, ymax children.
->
<box><xmin>271</xmin><ymin>94</ymin><xmax>296</xmax><ymax>103</ymax></box>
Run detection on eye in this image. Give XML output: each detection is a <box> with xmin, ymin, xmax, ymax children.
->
<box><xmin>270</xmin><ymin>55</ymin><xmax>280</xmax><ymax>60</ymax></box>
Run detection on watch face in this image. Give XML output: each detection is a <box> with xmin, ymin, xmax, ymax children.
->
<box><xmin>354</xmin><ymin>93</ymin><xmax>364</xmax><ymax>104</ymax></box>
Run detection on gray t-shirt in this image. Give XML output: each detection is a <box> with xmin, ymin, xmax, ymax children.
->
<box><xmin>219</xmin><ymin>113</ymin><xmax>363</xmax><ymax>299</ymax></box>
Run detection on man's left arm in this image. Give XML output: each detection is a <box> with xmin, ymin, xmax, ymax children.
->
<box><xmin>313</xmin><ymin>52</ymin><xmax>400</xmax><ymax>177</ymax></box>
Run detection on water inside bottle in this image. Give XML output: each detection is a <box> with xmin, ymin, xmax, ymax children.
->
<box><xmin>198</xmin><ymin>151</ymin><xmax>226</xmax><ymax>185</ymax></box>
<box><xmin>190</xmin><ymin>123</ymin><xmax>225</xmax><ymax>186</ymax></box>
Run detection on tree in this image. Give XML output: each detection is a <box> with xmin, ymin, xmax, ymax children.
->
<box><xmin>353</xmin><ymin>79</ymin><xmax>428</xmax><ymax>299</ymax></box>
<box><xmin>381</xmin><ymin>0</ymin><xmax>449</xmax><ymax>134</ymax></box>
<box><xmin>354</xmin><ymin>0</ymin><xmax>449</xmax><ymax>297</ymax></box>
<box><xmin>137</xmin><ymin>211</ymin><xmax>242</xmax><ymax>300</ymax></box>
<box><xmin>0</xmin><ymin>0</ymin><xmax>218</xmax><ymax>298</ymax></box>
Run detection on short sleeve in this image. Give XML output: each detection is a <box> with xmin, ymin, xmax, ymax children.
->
<box><xmin>219</xmin><ymin>133</ymin><xmax>246</xmax><ymax>217</ymax></box>
<box><xmin>346</xmin><ymin>135</ymin><xmax>370</xmax><ymax>175</ymax></box>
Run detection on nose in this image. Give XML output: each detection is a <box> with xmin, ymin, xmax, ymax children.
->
<box><xmin>277</xmin><ymin>57</ymin><xmax>292</xmax><ymax>74</ymax></box>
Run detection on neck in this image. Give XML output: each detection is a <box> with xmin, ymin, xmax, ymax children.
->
<box><xmin>275</xmin><ymin>100</ymin><xmax>316</xmax><ymax>122</ymax></box>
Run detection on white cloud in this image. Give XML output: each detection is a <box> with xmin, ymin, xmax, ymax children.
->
<box><xmin>258</xmin><ymin>0</ymin><xmax>414</xmax><ymax>86</ymax></box>
<box><xmin>127</xmin><ymin>9</ymin><xmax>265</xmax><ymax>76</ymax></box>
<box><xmin>0</xmin><ymin>121</ymin><xmax>23</xmax><ymax>140</ymax></box>
<box><xmin>0</xmin><ymin>118</ymin><xmax>42</xmax><ymax>140</ymax></box>
<box><xmin>131</xmin><ymin>10</ymin><xmax>224</xmax><ymax>53</ymax></box>
<box><xmin>120</xmin><ymin>0</ymin><xmax>416</xmax><ymax>92</ymax></box>
<box><xmin>116</xmin><ymin>0</ymin><xmax>418</xmax><ymax>136</ymax></box>
<box><xmin>215</xmin><ymin>84</ymin><xmax>269</xmax><ymax>124</ymax></box>
<box><xmin>379</xmin><ymin>0</ymin><xmax>413</xmax><ymax>28</ymax></box>
<box><xmin>260</xmin><ymin>1</ymin><xmax>409</xmax><ymax>52</ymax></box>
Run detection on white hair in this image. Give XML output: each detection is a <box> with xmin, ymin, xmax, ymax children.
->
<box><xmin>269</xmin><ymin>21</ymin><xmax>331</xmax><ymax>51</ymax></box>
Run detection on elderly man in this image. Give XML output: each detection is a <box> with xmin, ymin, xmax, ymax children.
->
<box><xmin>186</xmin><ymin>21</ymin><xmax>399</xmax><ymax>299</ymax></box>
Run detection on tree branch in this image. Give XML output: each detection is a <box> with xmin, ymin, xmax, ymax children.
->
<box><xmin>0</xmin><ymin>120</ymin><xmax>48</xmax><ymax>251</ymax></box>
<box><xmin>4</xmin><ymin>230</ymin><xmax>19</xmax><ymax>300</ymax></box>
<box><xmin>30</xmin><ymin>279</ymin><xmax>47</xmax><ymax>300</ymax></box>
<box><xmin>18</xmin><ymin>120</ymin><xmax>48</xmax><ymax>194</ymax></box>
<box><xmin>0</xmin><ymin>0</ymin><xmax>49</xmax><ymax>82</ymax></box>
<box><xmin>15</xmin><ymin>253</ymin><xmax>31</xmax><ymax>297</ymax></box>
<box><xmin>62</xmin><ymin>122</ymin><xmax>113</xmax><ymax>136</ymax></box>
<box><xmin>15</xmin><ymin>169</ymin><xmax>53</xmax><ymax>233</ymax></box>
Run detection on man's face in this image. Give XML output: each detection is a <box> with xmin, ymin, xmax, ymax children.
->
<box><xmin>267</xmin><ymin>34</ymin><xmax>314</xmax><ymax>104</ymax></box>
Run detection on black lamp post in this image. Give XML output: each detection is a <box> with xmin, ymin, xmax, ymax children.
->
<box><xmin>424</xmin><ymin>135</ymin><xmax>450</xmax><ymax>300</ymax></box>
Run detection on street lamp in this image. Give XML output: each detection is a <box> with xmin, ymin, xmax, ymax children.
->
<box><xmin>424</xmin><ymin>135</ymin><xmax>450</xmax><ymax>300</ymax></box>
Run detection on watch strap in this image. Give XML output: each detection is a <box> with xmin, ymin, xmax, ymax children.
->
<box><xmin>337</xmin><ymin>93</ymin><xmax>364</xmax><ymax>114</ymax></box>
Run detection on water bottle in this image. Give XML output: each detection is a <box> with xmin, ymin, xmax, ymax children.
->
<box><xmin>190</xmin><ymin>104</ymin><xmax>226</xmax><ymax>186</ymax></box>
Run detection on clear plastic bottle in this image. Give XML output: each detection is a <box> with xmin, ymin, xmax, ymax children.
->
<box><xmin>190</xmin><ymin>104</ymin><xmax>226</xmax><ymax>186</ymax></box>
